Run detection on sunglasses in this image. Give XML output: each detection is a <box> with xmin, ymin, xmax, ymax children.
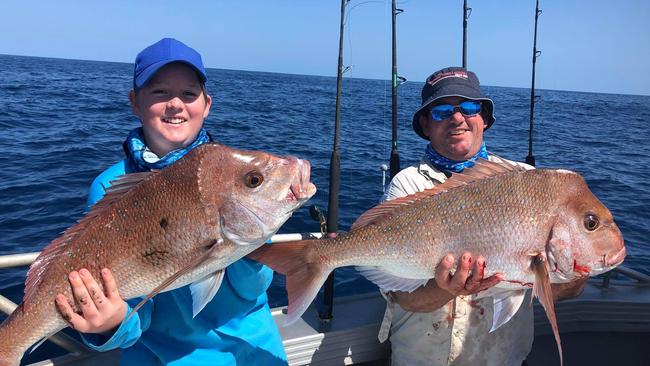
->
<box><xmin>430</xmin><ymin>100</ymin><xmax>482</xmax><ymax>121</ymax></box>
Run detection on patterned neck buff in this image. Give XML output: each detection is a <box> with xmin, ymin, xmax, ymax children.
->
<box><xmin>424</xmin><ymin>142</ymin><xmax>489</xmax><ymax>173</ymax></box>
<box><xmin>123</xmin><ymin>127</ymin><xmax>211</xmax><ymax>172</ymax></box>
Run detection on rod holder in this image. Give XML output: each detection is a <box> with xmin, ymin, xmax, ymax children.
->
<box><xmin>381</xmin><ymin>164</ymin><xmax>389</xmax><ymax>193</ymax></box>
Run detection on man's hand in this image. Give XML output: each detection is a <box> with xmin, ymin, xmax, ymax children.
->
<box><xmin>393</xmin><ymin>252</ymin><xmax>503</xmax><ymax>312</ymax></box>
<box><xmin>55</xmin><ymin>268</ymin><xmax>127</xmax><ymax>335</ymax></box>
<box><xmin>435</xmin><ymin>252</ymin><xmax>504</xmax><ymax>296</ymax></box>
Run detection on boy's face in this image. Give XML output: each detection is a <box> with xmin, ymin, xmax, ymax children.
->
<box><xmin>130</xmin><ymin>63</ymin><xmax>211</xmax><ymax>157</ymax></box>
<box><xmin>419</xmin><ymin>96</ymin><xmax>487</xmax><ymax>161</ymax></box>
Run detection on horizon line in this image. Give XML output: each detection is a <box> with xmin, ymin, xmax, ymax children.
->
<box><xmin>2</xmin><ymin>52</ymin><xmax>648</xmax><ymax>98</ymax></box>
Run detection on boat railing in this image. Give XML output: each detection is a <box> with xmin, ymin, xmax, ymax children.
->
<box><xmin>0</xmin><ymin>232</ymin><xmax>323</xmax><ymax>363</ymax></box>
<box><xmin>599</xmin><ymin>263</ymin><xmax>650</xmax><ymax>287</ymax></box>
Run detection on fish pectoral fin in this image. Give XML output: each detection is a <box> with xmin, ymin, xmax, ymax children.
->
<box><xmin>356</xmin><ymin>266</ymin><xmax>429</xmax><ymax>293</ymax></box>
<box><xmin>490</xmin><ymin>289</ymin><xmax>526</xmax><ymax>332</ymax></box>
<box><xmin>190</xmin><ymin>270</ymin><xmax>225</xmax><ymax>318</ymax></box>
<box><xmin>531</xmin><ymin>253</ymin><xmax>564</xmax><ymax>366</ymax></box>
<box><xmin>126</xmin><ymin>240</ymin><xmax>218</xmax><ymax>320</ymax></box>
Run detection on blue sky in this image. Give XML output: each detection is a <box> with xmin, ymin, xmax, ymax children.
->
<box><xmin>1</xmin><ymin>0</ymin><xmax>649</xmax><ymax>95</ymax></box>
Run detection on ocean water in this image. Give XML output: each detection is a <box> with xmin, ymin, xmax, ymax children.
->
<box><xmin>1</xmin><ymin>54</ymin><xmax>649</xmax><ymax>310</ymax></box>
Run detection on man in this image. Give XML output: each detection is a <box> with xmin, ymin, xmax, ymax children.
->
<box><xmin>374</xmin><ymin>67</ymin><xmax>586</xmax><ymax>365</ymax></box>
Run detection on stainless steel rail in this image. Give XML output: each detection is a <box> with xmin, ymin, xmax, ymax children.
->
<box><xmin>610</xmin><ymin>265</ymin><xmax>650</xmax><ymax>283</ymax></box>
<box><xmin>0</xmin><ymin>252</ymin><xmax>40</xmax><ymax>268</ymax></box>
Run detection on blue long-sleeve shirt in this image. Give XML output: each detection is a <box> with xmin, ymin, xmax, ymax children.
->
<box><xmin>80</xmin><ymin>160</ymin><xmax>287</xmax><ymax>365</ymax></box>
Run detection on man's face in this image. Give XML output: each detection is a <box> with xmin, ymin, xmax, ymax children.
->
<box><xmin>419</xmin><ymin>96</ymin><xmax>487</xmax><ymax>161</ymax></box>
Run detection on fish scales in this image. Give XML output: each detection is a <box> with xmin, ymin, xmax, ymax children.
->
<box><xmin>0</xmin><ymin>143</ymin><xmax>316</xmax><ymax>366</ymax></box>
<box><xmin>313</xmin><ymin>170</ymin><xmax>563</xmax><ymax>280</ymax></box>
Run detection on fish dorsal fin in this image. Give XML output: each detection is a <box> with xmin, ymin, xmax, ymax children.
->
<box><xmin>92</xmin><ymin>172</ymin><xmax>155</xmax><ymax>212</ymax></box>
<box><xmin>351</xmin><ymin>158</ymin><xmax>524</xmax><ymax>230</ymax></box>
<box><xmin>24</xmin><ymin>172</ymin><xmax>155</xmax><ymax>303</ymax></box>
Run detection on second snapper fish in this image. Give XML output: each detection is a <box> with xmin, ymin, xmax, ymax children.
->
<box><xmin>249</xmin><ymin>159</ymin><xmax>625</xmax><ymax>366</ymax></box>
<box><xmin>0</xmin><ymin>143</ymin><xmax>316</xmax><ymax>366</ymax></box>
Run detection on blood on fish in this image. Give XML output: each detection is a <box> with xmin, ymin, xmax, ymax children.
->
<box><xmin>573</xmin><ymin>260</ymin><xmax>591</xmax><ymax>275</ymax></box>
<box><xmin>504</xmin><ymin>280</ymin><xmax>534</xmax><ymax>288</ymax></box>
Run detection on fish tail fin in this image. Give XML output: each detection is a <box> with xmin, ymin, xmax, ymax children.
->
<box><xmin>284</xmin><ymin>258</ymin><xmax>330</xmax><ymax>325</ymax></box>
<box><xmin>531</xmin><ymin>253</ymin><xmax>563</xmax><ymax>366</ymax></box>
<box><xmin>248</xmin><ymin>240</ymin><xmax>331</xmax><ymax>324</ymax></box>
<box><xmin>247</xmin><ymin>240</ymin><xmax>316</xmax><ymax>275</ymax></box>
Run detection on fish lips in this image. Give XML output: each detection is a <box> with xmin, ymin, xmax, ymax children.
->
<box><xmin>286</xmin><ymin>158</ymin><xmax>317</xmax><ymax>202</ymax></box>
<box><xmin>596</xmin><ymin>246</ymin><xmax>627</xmax><ymax>274</ymax></box>
<box><xmin>608</xmin><ymin>246</ymin><xmax>627</xmax><ymax>266</ymax></box>
<box><xmin>579</xmin><ymin>247</ymin><xmax>627</xmax><ymax>277</ymax></box>
<box><xmin>288</xmin><ymin>182</ymin><xmax>317</xmax><ymax>202</ymax></box>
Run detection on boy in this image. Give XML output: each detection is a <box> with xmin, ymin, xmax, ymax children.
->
<box><xmin>55</xmin><ymin>38</ymin><xmax>288</xmax><ymax>365</ymax></box>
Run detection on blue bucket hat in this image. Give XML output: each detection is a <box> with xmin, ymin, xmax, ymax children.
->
<box><xmin>133</xmin><ymin>38</ymin><xmax>207</xmax><ymax>90</ymax></box>
<box><xmin>412</xmin><ymin>67</ymin><xmax>495</xmax><ymax>140</ymax></box>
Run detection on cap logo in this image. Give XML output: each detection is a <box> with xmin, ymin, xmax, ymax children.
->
<box><xmin>427</xmin><ymin>70</ymin><xmax>469</xmax><ymax>86</ymax></box>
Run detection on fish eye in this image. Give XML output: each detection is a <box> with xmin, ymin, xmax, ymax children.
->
<box><xmin>584</xmin><ymin>214</ymin><xmax>599</xmax><ymax>231</ymax></box>
<box><xmin>244</xmin><ymin>171</ymin><xmax>264</xmax><ymax>188</ymax></box>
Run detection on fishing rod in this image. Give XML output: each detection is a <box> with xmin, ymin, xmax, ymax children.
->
<box><xmin>462</xmin><ymin>0</ymin><xmax>471</xmax><ymax>68</ymax></box>
<box><xmin>526</xmin><ymin>0</ymin><xmax>542</xmax><ymax>167</ymax></box>
<box><xmin>390</xmin><ymin>0</ymin><xmax>405</xmax><ymax>179</ymax></box>
<box><xmin>320</xmin><ymin>0</ymin><xmax>349</xmax><ymax>322</ymax></box>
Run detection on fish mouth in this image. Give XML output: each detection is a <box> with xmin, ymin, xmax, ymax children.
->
<box><xmin>605</xmin><ymin>247</ymin><xmax>626</xmax><ymax>267</ymax></box>
<box><xmin>586</xmin><ymin>247</ymin><xmax>627</xmax><ymax>276</ymax></box>
<box><xmin>286</xmin><ymin>158</ymin><xmax>316</xmax><ymax>202</ymax></box>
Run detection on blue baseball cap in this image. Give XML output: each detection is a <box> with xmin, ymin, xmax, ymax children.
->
<box><xmin>133</xmin><ymin>38</ymin><xmax>207</xmax><ymax>90</ymax></box>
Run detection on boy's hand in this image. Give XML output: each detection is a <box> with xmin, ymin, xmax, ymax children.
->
<box><xmin>55</xmin><ymin>268</ymin><xmax>127</xmax><ymax>335</ymax></box>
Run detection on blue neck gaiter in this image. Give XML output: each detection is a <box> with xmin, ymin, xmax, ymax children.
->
<box><xmin>123</xmin><ymin>127</ymin><xmax>211</xmax><ymax>172</ymax></box>
<box><xmin>424</xmin><ymin>142</ymin><xmax>489</xmax><ymax>173</ymax></box>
